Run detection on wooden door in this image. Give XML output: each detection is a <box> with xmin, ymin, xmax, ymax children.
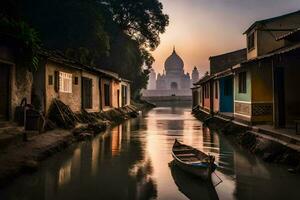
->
<box><xmin>274</xmin><ymin>66</ymin><xmax>285</xmax><ymax>127</ymax></box>
<box><xmin>0</xmin><ymin>63</ymin><xmax>10</xmax><ymax>120</ymax></box>
<box><xmin>82</xmin><ymin>77</ymin><xmax>93</xmax><ymax>109</ymax></box>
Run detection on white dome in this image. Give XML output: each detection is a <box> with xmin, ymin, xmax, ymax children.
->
<box><xmin>164</xmin><ymin>48</ymin><xmax>184</xmax><ymax>72</ymax></box>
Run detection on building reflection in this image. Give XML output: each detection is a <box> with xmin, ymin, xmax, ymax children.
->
<box><xmin>58</xmin><ymin>160</ymin><xmax>72</xmax><ymax>187</ymax></box>
<box><xmin>91</xmin><ymin>139</ymin><xmax>100</xmax><ymax>175</ymax></box>
<box><xmin>129</xmin><ymin>156</ymin><xmax>157</xmax><ymax>199</ymax></box>
<box><xmin>202</xmin><ymin>126</ymin><xmax>220</xmax><ymax>163</ymax></box>
<box><xmin>111</xmin><ymin>125</ymin><xmax>122</xmax><ymax>156</ymax></box>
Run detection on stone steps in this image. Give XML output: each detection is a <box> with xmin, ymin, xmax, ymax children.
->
<box><xmin>256</xmin><ymin>127</ymin><xmax>300</xmax><ymax>147</ymax></box>
<box><xmin>246</xmin><ymin>130</ymin><xmax>300</xmax><ymax>152</ymax></box>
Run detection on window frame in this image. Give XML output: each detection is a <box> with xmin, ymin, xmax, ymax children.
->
<box><xmin>121</xmin><ymin>85</ymin><xmax>128</xmax><ymax>107</ymax></box>
<box><xmin>59</xmin><ymin>72</ymin><xmax>72</xmax><ymax>93</ymax></box>
<box><xmin>238</xmin><ymin>72</ymin><xmax>247</xmax><ymax>94</ymax></box>
<box><xmin>247</xmin><ymin>32</ymin><xmax>255</xmax><ymax>52</ymax></box>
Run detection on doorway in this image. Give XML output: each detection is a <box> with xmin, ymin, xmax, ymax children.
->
<box><xmin>0</xmin><ymin>63</ymin><xmax>10</xmax><ymax>120</ymax></box>
<box><xmin>170</xmin><ymin>82</ymin><xmax>178</xmax><ymax>90</ymax></box>
<box><xmin>82</xmin><ymin>77</ymin><xmax>93</xmax><ymax>109</ymax></box>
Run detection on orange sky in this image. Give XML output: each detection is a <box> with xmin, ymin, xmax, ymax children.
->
<box><xmin>151</xmin><ymin>0</ymin><xmax>300</xmax><ymax>76</ymax></box>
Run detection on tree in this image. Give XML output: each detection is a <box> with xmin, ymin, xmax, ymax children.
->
<box><xmin>3</xmin><ymin>0</ymin><xmax>169</xmax><ymax>98</ymax></box>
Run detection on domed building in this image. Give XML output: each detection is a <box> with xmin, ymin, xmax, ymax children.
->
<box><xmin>143</xmin><ymin>47</ymin><xmax>198</xmax><ymax>99</ymax></box>
<box><xmin>156</xmin><ymin>48</ymin><xmax>191</xmax><ymax>91</ymax></box>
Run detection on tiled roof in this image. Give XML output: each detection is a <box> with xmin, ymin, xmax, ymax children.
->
<box><xmin>39</xmin><ymin>48</ymin><xmax>123</xmax><ymax>81</ymax></box>
<box><xmin>194</xmin><ymin>74</ymin><xmax>214</xmax><ymax>85</ymax></box>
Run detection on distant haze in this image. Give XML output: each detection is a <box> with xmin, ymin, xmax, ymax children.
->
<box><xmin>152</xmin><ymin>0</ymin><xmax>300</xmax><ymax>76</ymax></box>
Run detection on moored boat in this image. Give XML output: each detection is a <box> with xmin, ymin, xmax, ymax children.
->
<box><xmin>169</xmin><ymin>161</ymin><xmax>219</xmax><ymax>200</ymax></box>
<box><xmin>171</xmin><ymin>139</ymin><xmax>217</xmax><ymax>180</ymax></box>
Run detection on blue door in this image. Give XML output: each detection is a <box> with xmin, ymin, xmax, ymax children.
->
<box><xmin>220</xmin><ymin>76</ymin><xmax>233</xmax><ymax>112</ymax></box>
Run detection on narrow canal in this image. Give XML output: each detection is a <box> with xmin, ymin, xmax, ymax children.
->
<box><xmin>1</xmin><ymin>105</ymin><xmax>300</xmax><ymax>200</ymax></box>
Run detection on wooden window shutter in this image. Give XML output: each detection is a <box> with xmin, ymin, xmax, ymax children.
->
<box><xmin>54</xmin><ymin>71</ymin><xmax>59</xmax><ymax>92</ymax></box>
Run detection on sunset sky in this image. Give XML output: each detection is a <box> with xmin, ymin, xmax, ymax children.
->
<box><xmin>152</xmin><ymin>0</ymin><xmax>300</xmax><ymax>76</ymax></box>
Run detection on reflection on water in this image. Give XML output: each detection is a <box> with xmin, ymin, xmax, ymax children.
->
<box><xmin>169</xmin><ymin>161</ymin><xmax>218</xmax><ymax>200</ymax></box>
<box><xmin>1</xmin><ymin>106</ymin><xmax>300</xmax><ymax>200</ymax></box>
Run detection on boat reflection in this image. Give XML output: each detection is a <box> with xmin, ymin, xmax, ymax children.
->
<box><xmin>169</xmin><ymin>161</ymin><xmax>219</xmax><ymax>200</ymax></box>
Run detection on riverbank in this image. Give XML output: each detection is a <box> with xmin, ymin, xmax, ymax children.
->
<box><xmin>193</xmin><ymin>108</ymin><xmax>300</xmax><ymax>171</ymax></box>
<box><xmin>0</xmin><ymin>100</ymin><xmax>155</xmax><ymax>188</ymax></box>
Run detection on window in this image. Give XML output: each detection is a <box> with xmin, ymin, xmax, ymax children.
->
<box><xmin>48</xmin><ymin>75</ymin><xmax>53</xmax><ymax>85</ymax></box>
<box><xmin>247</xmin><ymin>32</ymin><xmax>255</xmax><ymax>51</ymax></box>
<box><xmin>238</xmin><ymin>72</ymin><xmax>247</xmax><ymax>93</ymax></box>
<box><xmin>74</xmin><ymin>77</ymin><xmax>79</xmax><ymax>85</ymax></box>
<box><xmin>104</xmin><ymin>83</ymin><xmax>110</xmax><ymax>106</ymax></box>
<box><xmin>59</xmin><ymin>72</ymin><xmax>72</xmax><ymax>93</ymax></box>
<box><xmin>121</xmin><ymin>85</ymin><xmax>128</xmax><ymax>106</ymax></box>
<box><xmin>214</xmin><ymin>82</ymin><xmax>218</xmax><ymax>99</ymax></box>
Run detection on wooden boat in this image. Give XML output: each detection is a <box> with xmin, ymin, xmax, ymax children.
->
<box><xmin>172</xmin><ymin>139</ymin><xmax>217</xmax><ymax>180</ymax></box>
<box><xmin>169</xmin><ymin>161</ymin><xmax>219</xmax><ymax>200</ymax></box>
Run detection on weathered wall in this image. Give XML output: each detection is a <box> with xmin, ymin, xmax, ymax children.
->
<box><xmin>13</xmin><ymin>66</ymin><xmax>33</xmax><ymax>114</ymax></box>
<box><xmin>82</xmin><ymin>72</ymin><xmax>100</xmax><ymax>112</ymax></box>
<box><xmin>0</xmin><ymin>46</ymin><xmax>32</xmax><ymax>121</ymax></box>
<box><xmin>45</xmin><ymin>61</ymin><xmax>82</xmax><ymax>113</ymax></box>
<box><xmin>251</xmin><ymin>60</ymin><xmax>273</xmax><ymax>123</ymax></box>
<box><xmin>32</xmin><ymin>61</ymin><xmax>45</xmax><ymax>111</ymax></box>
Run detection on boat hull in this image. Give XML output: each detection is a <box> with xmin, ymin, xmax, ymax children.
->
<box><xmin>172</xmin><ymin>154</ymin><xmax>212</xmax><ymax>180</ymax></box>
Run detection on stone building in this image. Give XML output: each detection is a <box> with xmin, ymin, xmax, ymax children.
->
<box><xmin>143</xmin><ymin>48</ymin><xmax>198</xmax><ymax>98</ymax></box>
<box><xmin>156</xmin><ymin>48</ymin><xmax>191</xmax><ymax>91</ymax></box>
<box><xmin>32</xmin><ymin>49</ymin><xmax>131</xmax><ymax>114</ymax></box>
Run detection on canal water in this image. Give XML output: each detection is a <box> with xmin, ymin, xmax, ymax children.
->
<box><xmin>1</xmin><ymin>105</ymin><xmax>300</xmax><ymax>200</ymax></box>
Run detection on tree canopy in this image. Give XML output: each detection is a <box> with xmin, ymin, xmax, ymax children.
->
<box><xmin>1</xmin><ymin>0</ymin><xmax>169</xmax><ymax>98</ymax></box>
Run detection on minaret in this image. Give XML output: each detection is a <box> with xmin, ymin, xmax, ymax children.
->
<box><xmin>192</xmin><ymin>66</ymin><xmax>199</xmax><ymax>83</ymax></box>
